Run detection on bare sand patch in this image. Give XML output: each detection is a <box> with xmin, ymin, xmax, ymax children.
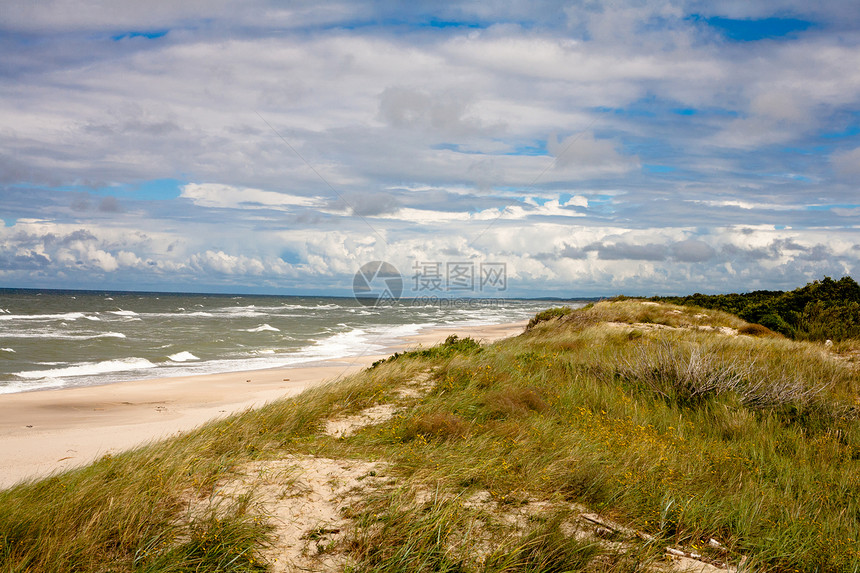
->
<box><xmin>211</xmin><ymin>455</ymin><xmax>390</xmax><ymax>572</ymax></box>
<box><xmin>324</xmin><ymin>404</ymin><xmax>398</xmax><ymax>439</ymax></box>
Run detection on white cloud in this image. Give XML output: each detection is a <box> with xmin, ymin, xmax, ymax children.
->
<box><xmin>685</xmin><ymin>199</ymin><xmax>802</xmax><ymax>211</ymax></box>
<box><xmin>180</xmin><ymin>183</ymin><xmax>322</xmax><ymax>210</ymax></box>
<box><xmin>2</xmin><ymin>1</ymin><xmax>860</xmax><ymax>295</ymax></box>
<box><xmin>190</xmin><ymin>250</ymin><xmax>266</xmax><ymax>275</ymax></box>
<box><xmin>833</xmin><ymin>206</ymin><xmax>860</xmax><ymax>217</ymax></box>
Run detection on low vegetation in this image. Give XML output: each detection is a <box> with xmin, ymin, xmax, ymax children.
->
<box><xmin>526</xmin><ymin>306</ymin><xmax>574</xmax><ymax>329</ymax></box>
<box><xmin>654</xmin><ymin>275</ymin><xmax>860</xmax><ymax>341</ymax></box>
<box><xmin>2</xmin><ymin>299</ymin><xmax>859</xmax><ymax>572</ymax></box>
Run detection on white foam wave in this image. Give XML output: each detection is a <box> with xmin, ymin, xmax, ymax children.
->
<box><xmin>222</xmin><ymin>310</ymin><xmax>267</xmax><ymax>318</ymax></box>
<box><xmin>0</xmin><ymin>331</ymin><xmax>126</xmax><ymax>340</ymax></box>
<box><xmin>0</xmin><ymin>378</ymin><xmax>67</xmax><ymax>394</ymax></box>
<box><xmin>0</xmin><ymin>312</ymin><xmax>85</xmax><ymax>321</ymax></box>
<box><xmin>168</xmin><ymin>351</ymin><xmax>199</xmax><ymax>362</ymax></box>
<box><xmin>145</xmin><ymin>311</ymin><xmax>215</xmax><ymax>319</ymax></box>
<box><xmin>368</xmin><ymin>323</ymin><xmax>426</xmax><ymax>338</ymax></box>
<box><xmin>304</xmin><ymin>328</ymin><xmax>381</xmax><ymax>360</ymax></box>
<box><xmin>247</xmin><ymin>324</ymin><xmax>280</xmax><ymax>332</ymax></box>
<box><xmin>1</xmin><ymin>348</ymin><xmax>15</xmax><ymax>353</ymax></box>
<box><xmin>109</xmin><ymin>310</ymin><xmax>139</xmax><ymax>317</ymax></box>
<box><xmin>83</xmin><ymin>315</ymin><xmax>102</xmax><ymax>321</ymax></box>
<box><xmin>15</xmin><ymin>357</ymin><xmax>156</xmax><ymax>380</ymax></box>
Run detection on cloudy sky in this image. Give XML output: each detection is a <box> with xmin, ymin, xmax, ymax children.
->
<box><xmin>1</xmin><ymin>1</ymin><xmax>859</xmax><ymax>297</ymax></box>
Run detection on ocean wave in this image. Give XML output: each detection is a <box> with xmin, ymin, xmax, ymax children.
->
<box><xmin>109</xmin><ymin>310</ymin><xmax>139</xmax><ymax>317</ymax></box>
<box><xmin>246</xmin><ymin>324</ymin><xmax>280</xmax><ymax>332</ymax></box>
<box><xmin>210</xmin><ymin>310</ymin><xmax>268</xmax><ymax>318</ymax></box>
<box><xmin>0</xmin><ymin>330</ymin><xmax>128</xmax><ymax>340</ymax></box>
<box><xmin>0</xmin><ymin>378</ymin><xmax>66</xmax><ymax>394</ymax></box>
<box><xmin>305</xmin><ymin>328</ymin><xmax>380</xmax><ymax>359</ymax></box>
<box><xmin>0</xmin><ymin>312</ymin><xmax>86</xmax><ymax>321</ymax></box>
<box><xmin>168</xmin><ymin>351</ymin><xmax>200</xmax><ymax>362</ymax></box>
<box><xmin>143</xmin><ymin>311</ymin><xmax>215</xmax><ymax>319</ymax></box>
<box><xmin>367</xmin><ymin>323</ymin><xmax>427</xmax><ymax>338</ymax></box>
<box><xmin>1</xmin><ymin>348</ymin><xmax>15</xmax><ymax>353</ymax></box>
<box><xmin>15</xmin><ymin>357</ymin><xmax>156</xmax><ymax>380</ymax></box>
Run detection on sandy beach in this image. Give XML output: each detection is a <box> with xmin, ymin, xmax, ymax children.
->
<box><xmin>0</xmin><ymin>320</ymin><xmax>526</xmax><ymax>490</ymax></box>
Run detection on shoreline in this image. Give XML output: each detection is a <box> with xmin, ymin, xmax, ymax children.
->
<box><xmin>0</xmin><ymin>320</ymin><xmax>527</xmax><ymax>490</ymax></box>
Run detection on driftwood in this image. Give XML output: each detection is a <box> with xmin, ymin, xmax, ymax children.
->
<box><xmin>580</xmin><ymin>513</ymin><xmax>655</xmax><ymax>541</ymax></box>
<box><xmin>578</xmin><ymin>513</ymin><xmax>740</xmax><ymax>571</ymax></box>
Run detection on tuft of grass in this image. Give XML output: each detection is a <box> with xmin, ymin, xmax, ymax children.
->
<box><xmin>526</xmin><ymin>306</ymin><xmax>573</xmax><ymax>330</ymax></box>
<box><xmin>398</xmin><ymin>412</ymin><xmax>470</xmax><ymax>442</ymax></box>
<box><xmin>608</xmin><ymin>338</ymin><xmax>833</xmax><ymax>411</ymax></box>
<box><xmin>737</xmin><ymin>323</ymin><xmax>781</xmax><ymax>338</ymax></box>
<box><xmin>482</xmin><ymin>514</ymin><xmax>603</xmax><ymax>573</ymax></box>
<box><xmin>483</xmin><ymin>387</ymin><xmax>547</xmax><ymax>419</ymax></box>
<box><xmin>346</xmin><ymin>492</ymin><xmax>608</xmax><ymax>573</ymax></box>
<box><xmin>372</xmin><ymin>335</ymin><xmax>482</xmax><ymax>368</ymax></box>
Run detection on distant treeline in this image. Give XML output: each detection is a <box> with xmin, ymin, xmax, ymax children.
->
<box><xmin>651</xmin><ymin>276</ymin><xmax>860</xmax><ymax>341</ymax></box>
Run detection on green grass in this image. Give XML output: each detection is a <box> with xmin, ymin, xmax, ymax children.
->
<box><xmin>2</xmin><ymin>300</ymin><xmax>859</xmax><ymax>572</ymax></box>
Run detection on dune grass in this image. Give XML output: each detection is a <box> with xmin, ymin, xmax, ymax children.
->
<box><xmin>2</xmin><ymin>300</ymin><xmax>859</xmax><ymax>572</ymax></box>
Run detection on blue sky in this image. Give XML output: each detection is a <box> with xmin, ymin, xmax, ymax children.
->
<box><xmin>1</xmin><ymin>0</ymin><xmax>859</xmax><ymax>297</ymax></box>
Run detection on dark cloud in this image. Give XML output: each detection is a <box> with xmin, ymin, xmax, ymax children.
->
<box><xmin>797</xmin><ymin>244</ymin><xmax>832</xmax><ymax>261</ymax></box>
<box><xmin>559</xmin><ymin>243</ymin><xmax>588</xmax><ymax>259</ymax></box>
<box><xmin>71</xmin><ymin>193</ymin><xmax>91</xmax><ymax>211</ymax></box>
<box><xmin>721</xmin><ymin>243</ymin><xmax>771</xmax><ymax>261</ymax></box>
<box><xmin>720</xmin><ymin>239</ymin><xmax>826</xmax><ymax>263</ymax></box>
<box><xmin>772</xmin><ymin>238</ymin><xmax>806</xmax><ymax>251</ymax></box>
<box><xmin>62</xmin><ymin>229</ymin><xmax>98</xmax><ymax>244</ymax></box>
<box><xmin>671</xmin><ymin>239</ymin><xmax>716</xmax><ymax>262</ymax></box>
<box><xmin>331</xmin><ymin>192</ymin><xmax>401</xmax><ymax>217</ymax></box>
<box><xmin>596</xmin><ymin>242</ymin><xmax>668</xmax><ymax>261</ymax></box>
<box><xmin>99</xmin><ymin>196</ymin><xmax>122</xmax><ymax>213</ymax></box>
<box><xmin>0</xmin><ymin>251</ymin><xmax>51</xmax><ymax>270</ymax></box>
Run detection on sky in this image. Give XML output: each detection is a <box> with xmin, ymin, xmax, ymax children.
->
<box><xmin>1</xmin><ymin>0</ymin><xmax>859</xmax><ymax>298</ymax></box>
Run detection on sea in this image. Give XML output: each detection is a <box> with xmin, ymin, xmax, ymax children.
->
<box><xmin>0</xmin><ymin>289</ymin><xmax>572</xmax><ymax>394</ymax></box>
